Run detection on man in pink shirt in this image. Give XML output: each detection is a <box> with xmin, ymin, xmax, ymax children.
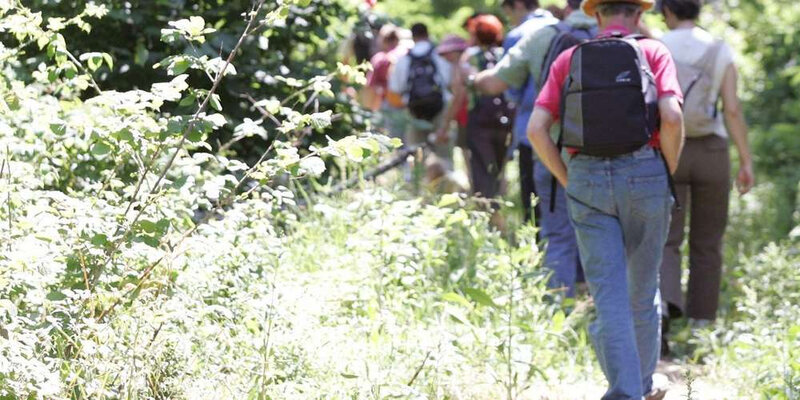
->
<box><xmin>527</xmin><ymin>0</ymin><xmax>684</xmax><ymax>399</ymax></box>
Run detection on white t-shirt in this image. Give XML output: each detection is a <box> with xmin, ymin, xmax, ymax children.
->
<box><xmin>661</xmin><ymin>27</ymin><xmax>735</xmax><ymax>138</ymax></box>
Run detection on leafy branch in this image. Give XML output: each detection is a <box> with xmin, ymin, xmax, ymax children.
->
<box><xmin>97</xmin><ymin>1</ymin><xmax>269</xmax><ymax>277</ymax></box>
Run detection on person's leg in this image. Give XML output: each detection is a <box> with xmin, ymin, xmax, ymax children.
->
<box><xmin>686</xmin><ymin>135</ymin><xmax>731</xmax><ymax>320</ymax></box>
<box><xmin>535</xmin><ymin>160</ymin><xmax>580</xmax><ymax>297</ymax></box>
<box><xmin>468</xmin><ymin>127</ymin><xmax>496</xmax><ymax>198</ymax></box>
<box><xmin>616</xmin><ymin>151</ymin><xmax>673</xmax><ymax>395</ymax></box>
<box><xmin>566</xmin><ymin>158</ymin><xmax>643</xmax><ymax>399</ymax></box>
<box><xmin>659</xmin><ymin>140</ymin><xmax>693</xmax><ymax>357</ymax></box>
<box><xmin>518</xmin><ymin>145</ymin><xmax>535</xmax><ymax>223</ymax></box>
<box><xmin>383</xmin><ymin>104</ymin><xmax>408</xmax><ymax>140</ymax></box>
<box><xmin>660</xmin><ymin>175</ymin><xmax>689</xmax><ymax>317</ymax></box>
<box><xmin>429</xmin><ymin>113</ymin><xmax>453</xmax><ymax>172</ymax></box>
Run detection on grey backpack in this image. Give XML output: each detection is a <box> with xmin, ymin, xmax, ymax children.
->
<box><xmin>675</xmin><ymin>41</ymin><xmax>724</xmax><ymax>138</ymax></box>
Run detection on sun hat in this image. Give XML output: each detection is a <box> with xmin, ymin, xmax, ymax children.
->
<box><xmin>436</xmin><ymin>35</ymin><xmax>469</xmax><ymax>55</ymax></box>
<box><xmin>582</xmin><ymin>0</ymin><xmax>655</xmax><ymax>16</ymax></box>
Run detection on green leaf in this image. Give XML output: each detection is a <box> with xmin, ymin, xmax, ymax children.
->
<box><xmin>209</xmin><ymin>94</ymin><xmax>222</xmax><ymax>111</ymax></box>
<box><xmin>299</xmin><ymin>156</ymin><xmax>326</xmax><ymax>176</ymax></box>
<box><xmin>46</xmin><ymin>291</ymin><xmax>67</xmax><ymax>301</ymax></box>
<box><xmin>102</xmin><ymin>52</ymin><xmax>113</xmax><ymax>69</ymax></box>
<box><xmin>552</xmin><ymin>310</ymin><xmax>566</xmax><ymax>332</ymax></box>
<box><xmin>80</xmin><ymin>52</ymin><xmax>104</xmax><ymax>71</ymax></box>
<box><xmin>90</xmin><ymin>233</ymin><xmax>108</xmax><ymax>246</ymax></box>
<box><xmin>442</xmin><ymin>292</ymin><xmax>471</xmax><ymax>308</ymax></box>
<box><xmin>50</xmin><ymin>123</ymin><xmax>66</xmax><ymax>136</ymax></box>
<box><xmin>255</xmin><ymin>98</ymin><xmax>280</xmax><ymax>114</ymax></box>
<box><xmin>113</xmin><ymin>128</ymin><xmax>134</xmax><ymax>143</ymax></box>
<box><xmin>438</xmin><ymin>193</ymin><xmax>461</xmax><ymax>208</ymax></box>
<box><xmin>139</xmin><ymin>220</ymin><xmax>159</xmax><ymax>233</ymax></box>
<box><xmin>91</xmin><ymin>142</ymin><xmax>111</xmax><ymax>156</ymax></box>
<box><xmin>186</xmin><ymin>121</ymin><xmax>205</xmax><ymax>142</ymax></box>
<box><xmin>134</xmin><ymin>41</ymin><xmax>149</xmax><ymax>66</ymax></box>
<box><xmin>179</xmin><ymin>93</ymin><xmax>197</xmax><ymax>107</ymax></box>
<box><xmin>463</xmin><ymin>288</ymin><xmax>498</xmax><ymax>309</ymax></box>
<box><xmin>309</xmin><ymin>111</ymin><xmax>332</xmax><ymax>129</ymax></box>
<box><xmin>789</xmin><ymin>325</ymin><xmax>800</xmax><ymax>341</ymax></box>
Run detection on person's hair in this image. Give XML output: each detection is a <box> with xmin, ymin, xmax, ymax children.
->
<box><xmin>547</xmin><ymin>4</ymin><xmax>566</xmax><ymax>19</ymax></box>
<box><xmin>660</xmin><ymin>0</ymin><xmax>701</xmax><ymax>20</ymax></box>
<box><xmin>501</xmin><ymin>0</ymin><xmax>540</xmax><ymax>9</ymax></box>
<box><xmin>472</xmin><ymin>15</ymin><xmax>504</xmax><ymax>46</ymax></box>
<box><xmin>597</xmin><ymin>2</ymin><xmax>641</xmax><ymax>17</ymax></box>
<box><xmin>410</xmin><ymin>23</ymin><xmax>428</xmax><ymax>40</ymax></box>
<box><xmin>379</xmin><ymin>24</ymin><xmax>399</xmax><ymax>44</ymax></box>
<box><xmin>567</xmin><ymin>0</ymin><xmax>583</xmax><ymax>10</ymax></box>
<box><xmin>462</xmin><ymin>12</ymin><xmax>484</xmax><ymax>29</ymax></box>
<box><xmin>385</xmin><ymin>30</ymin><xmax>399</xmax><ymax>44</ymax></box>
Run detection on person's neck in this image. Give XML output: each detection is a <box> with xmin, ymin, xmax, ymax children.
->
<box><xmin>600</xmin><ymin>17</ymin><xmax>637</xmax><ymax>32</ymax></box>
<box><xmin>516</xmin><ymin>8</ymin><xmax>537</xmax><ymax>26</ymax></box>
<box><xmin>674</xmin><ymin>20</ymin><xmax>695</xmax><ymax>30</ymax></box>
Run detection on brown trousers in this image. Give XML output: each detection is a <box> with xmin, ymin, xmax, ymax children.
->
<box><xmin>466</xmin><ymin>124</ymin><xmax>509</xmax><ymax>201</ymax></box>
<box><xmin>660</xmin><ymin>134</ymin><xmax>731</xmax><ymax>320</ymax></box>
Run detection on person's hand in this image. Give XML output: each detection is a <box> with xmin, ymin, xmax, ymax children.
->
<box><xmin>435</xmin><ymin>128</ymin><xmax>449</xmax><ymax>145</ymax></box>
<box><xmin>736</xmin><ymin>162</ymin><xmax>754</xmax><ymax>195</ymax></box>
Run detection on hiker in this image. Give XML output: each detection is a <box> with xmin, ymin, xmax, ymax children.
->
<box><xmin>365</xmin><ymin>24</ymin><xmax>409</xmax><ymax>139</ymax></box>
<box><xmin>387</xmin><ymin>23</ymin><xmax>453</xmax><ymax>174</ymax></box>
<box><xmin>438</xmin><ymin>15</ymin><xmax>513</xmax><ymax>209</ymax></box>
<box><xmin>657</xmin><ymin>0</ymin><xmax>754</xmax><ymax>354</ymax></box>
<box><xmin>474</xmin><ymin>0</ymin><xmax>594</xmax><ymax>296</ymax></box>
<box><xmin>499</xmin><ymin>0</ymin><xmax>558</xmax><ymax>224</ymax></box>
<box><xmin>527</xmin><ymin>0</ymin><xmax>684</xmax><ymax>398</ymax></box>
<box><xmin>434</xmin><ymin>35</ymin><xmax>470</xmax><ymax>152</ymax></box>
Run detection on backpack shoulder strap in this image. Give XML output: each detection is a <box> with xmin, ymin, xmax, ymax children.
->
<box><xmin>694</xmin><ymin>40</ymin><xmax>725</xmax><ymax>103</ymax></box>
<box><xmin>621</xmin><ymin>35</ymin><xmax>655</xmax><ymax>76</ymax></box>
<box><xmin>536</xmin><ymin>24</ymin><xmax>575</xmax><ymax>89</ymax></box>
<box><xmin>694</xmin><ymin>39</ymin><xmax>724</xmax><ymax>71</ymax></box>
<box><xmin>409</xmin><ymin>45</ymin><xmax>435</xmax><ymax>61</ymax></box>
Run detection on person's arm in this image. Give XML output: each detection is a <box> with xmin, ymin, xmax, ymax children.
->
<box><xmin>475</xmin><ymin>29</ymin><xmax>541</xmax><ymax>96</ymax></box>
<box><xmin>386</xmin><ymin>57</ymin><xmax>408</xmax><ymax>108</ymax></box>
<box><xmin>436</xmin><ymin>62</ymin><xmax>466</xmax><ymax>143</ymax></box>
<box><xmin>658</xmin><ymin>95</ymin><xmax>684</xmax><ymax>174</ymax></box>
<box><xmin>719</xmin><ymin>64</ymin><xmax>754</xmax><ymax>194</ymax></box>
<box><xmin>474</xmin><ymin>69</ymin><xmax>510</xmax><ymax>95</ymax></box>
<box><xmin>528</xmin><ymin>107</ymin><xmax>568</xmax><ymax>186</ymax></box>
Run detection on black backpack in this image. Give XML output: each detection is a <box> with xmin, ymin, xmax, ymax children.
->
<box><xmin>406</xmin><ymin>48</ymin><xmax>444</xmax><ymax>121</ymax></box>
<box><xmin>549</xmin><ymin>34</ymin><xmax>678</xmax><ymax>212</ymax></box>
<box><xmin>558</xmin><ymin>34</ymin><xmax>658</xmax><ymax>157</ymax></box>
<box><xmin>536</xmin><ymin>22</ymin><xmax>597</xmax><ymax>90</ymax></box>
<box><xmin>471</xmin><ymin>48</ymin><xmax>515</xmax><ymax>130</ymax></box>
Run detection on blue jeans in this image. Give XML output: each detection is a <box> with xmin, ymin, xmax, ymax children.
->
<box><xmin>565</xmin><ymin>146</ymin><xmax>672</xmax><ymax>400</ymax></box>
<box><xmin>534</xmin><ymin>160</ymin><xmax>581</xmax><ymax>297</ymax></box>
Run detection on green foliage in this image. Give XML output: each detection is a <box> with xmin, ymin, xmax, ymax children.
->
<box><xmin>0</xmin><ymin>1</ymin><xmax>396</xmax><ymax>397</ymax></box>
<box><xmin>699</xmin><ymin>0</ymin><xmax>800</xmax><ymax>236</ymax></box>
<box><xmin>0</xmin><ymin>0</ymin><xmax>798</xmax><ymax>399</ymax></box>
<box><xmin>694</xmin><ymin>234</ymin><xmax>800</xmax><ymax>398</ymax></box>
<box><xmin>14</xmin><ymin>0</ymin><xmax>374</xmax><ymax>164</ymax></box>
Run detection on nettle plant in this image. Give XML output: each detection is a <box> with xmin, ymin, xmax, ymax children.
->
<box><xmin>0</xmin><ymin>0</ymin><xmax>396</xmax><ymax>397</ymax></box>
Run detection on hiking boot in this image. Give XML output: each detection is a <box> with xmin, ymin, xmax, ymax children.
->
<box><xmin>645</xmin><ymin>388</ymin><xmax>667</xmax><ymax>400</ymax></box>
